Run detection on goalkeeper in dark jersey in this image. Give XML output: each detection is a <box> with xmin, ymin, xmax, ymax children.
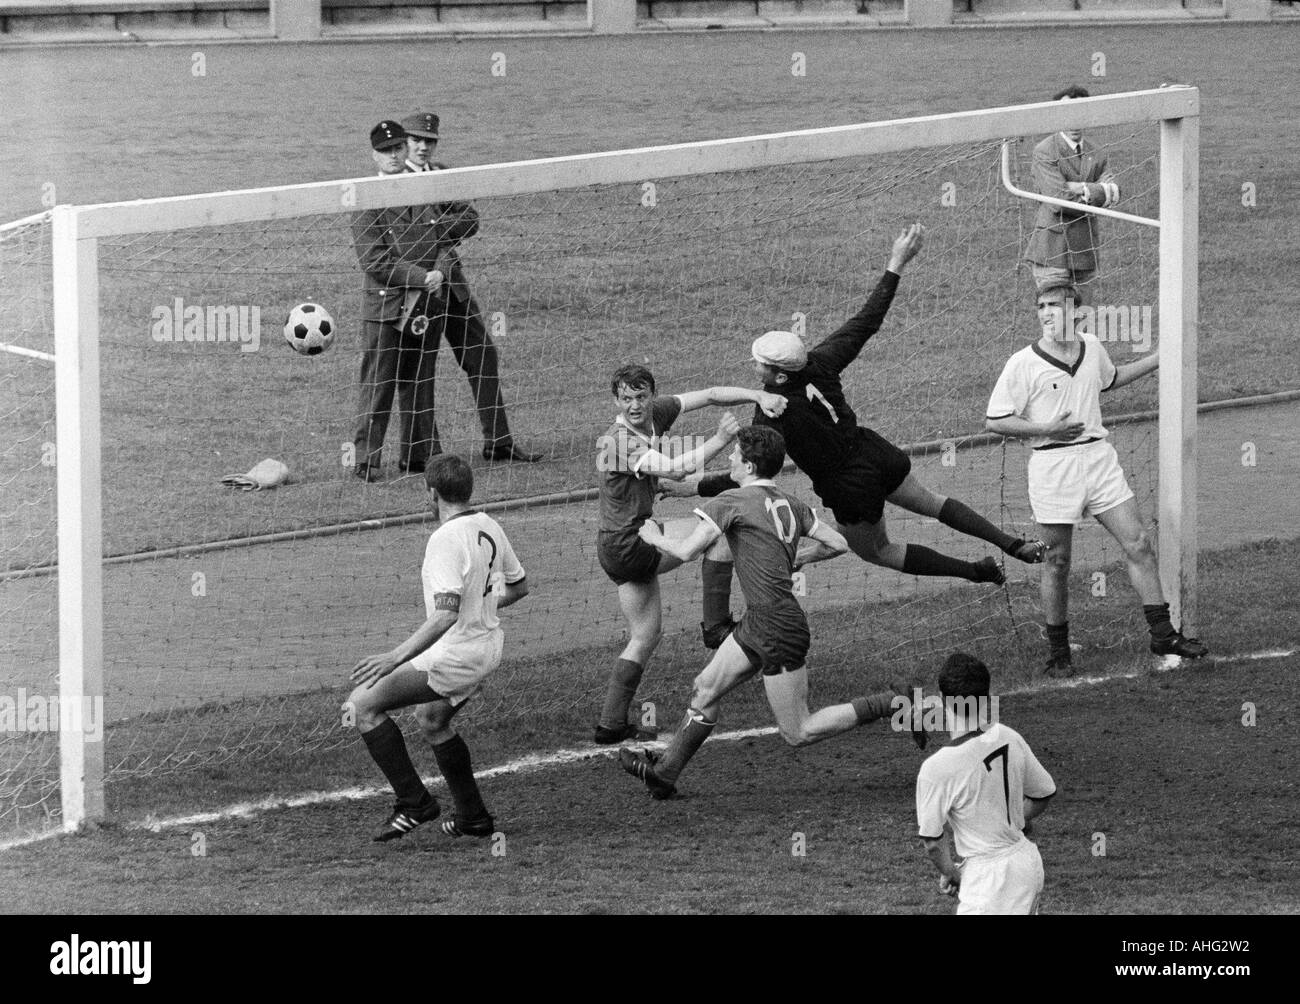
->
<box><xmin>664</xmin><ymin>224</ymin><xmax>1047</xmax><ymax>648</ymax></box>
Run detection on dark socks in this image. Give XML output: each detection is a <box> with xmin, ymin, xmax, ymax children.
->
<box><xmin>1045</xmin><ymin>622</ymin><xmax>1071</xmax><ymax>660</ymax></box>
<box><xmin>938</xmin><ymin>498</ymin><xmax>1017</xmax><ymax>552</ymax></box>
<box><xmin>701</xmin><ymin>559</ymin><xmax>734</xmax><ymax>631</ymax></box>
<box><xmin>851</xmin><ymin>691</ymin><xmax>895</xmax><ymax>724</ymax></box>
<box><xmin>902</xmin><ymin>544</ymin><xmax>979</xmax><ymax>580</ymax></box>
<box><xmin>432</xmin><ymin>734</ymin><xmax>489</xmax><ymax>823</ymax></box>
<box><xmin>1143</xmin><ymin>603</ymin><xmax>1176</xmax><ymax>640</ymax></box>
<box><xmin>599</xmin><ymin>658</ymin><xmax>644</xmax><ymax>731</ymax></box>
<box><xmin>361</xmin><ymin>718</ymin><xmax>432</xmax><ymax>809</ymax></box>
<box><xmin>656</xmin><ymin>709</ymin><xmax>716</xmax><ymax>784</ymax></box>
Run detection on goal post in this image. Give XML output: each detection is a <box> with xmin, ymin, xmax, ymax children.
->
<box><xmin>52</xmin><ymin>205</ymin><xmax>105</xmax><ymax>831</ymax></box>
<box><xmin>20</xmin><ymin>87</ymin><xmax>1197</xmax><ymax>835</ymax></box>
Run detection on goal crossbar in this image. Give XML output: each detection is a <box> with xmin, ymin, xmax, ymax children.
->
<box><xmin>71</xmin><ymin>87</ymin><xmax>1198</xmax><ymax>239</ymax></box>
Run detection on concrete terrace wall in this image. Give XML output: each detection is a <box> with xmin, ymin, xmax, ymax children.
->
<box><xmin>0</xmin><ymin>0</ymin><xmax>1295</xmax><ymax>42</ymax></box>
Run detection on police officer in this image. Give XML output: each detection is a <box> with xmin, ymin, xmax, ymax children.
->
<box><xmin>398</xmin><ymin>111</ymin><xmax>540</xmax><ymax>463</ymax></box>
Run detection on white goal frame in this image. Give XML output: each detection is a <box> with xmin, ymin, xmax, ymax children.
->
<box><xmin>48</xmin><ymin>87</ymin><xmax>1199</xmax><ymax>830</ymax></box>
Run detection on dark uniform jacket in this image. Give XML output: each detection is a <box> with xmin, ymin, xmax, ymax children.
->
<box><xmin>351</xmin><ymin>190</ymin><xmax>479</xmax><ymax>325</ymax></box>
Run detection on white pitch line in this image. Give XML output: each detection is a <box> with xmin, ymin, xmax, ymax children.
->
<box><xmin>1</xmin><ymin>649</ymin><xmax>1293</xmax><ymax>852</ymax></box>
<box><xmin>0</xmin><ymin>342</ymin><xmax>55</xmax><ymax>363</ymax></box>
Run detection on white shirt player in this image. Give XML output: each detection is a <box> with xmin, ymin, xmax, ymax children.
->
<box><xmin>915</xmin><ymin>723</ymin><xmax>1056</xmax><ymax>860</ymax></box>
<box><xmin>986</xmin><ymin>332</ymin><xmax>1118</xmax><ymax>450</ymax></box>
<box><xmin>421</xmin><ymin>510</ymin><xmax>526</xmax><ymax>649</ymax></box>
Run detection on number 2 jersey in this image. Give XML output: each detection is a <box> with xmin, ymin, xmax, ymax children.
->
<box><xmin>916</xmin><ymin>723</ymin><xmax>1056</xmax><ymax>859</ymax></box>
<box><xmin>694</xmin><ymin>480</ymin><xmax>818</xmax><ymax>619</ymax></box>
<box><xmin>421</xmin><ymin>510</ymin><xmax>526</xmax><ymax>651</ymax></box>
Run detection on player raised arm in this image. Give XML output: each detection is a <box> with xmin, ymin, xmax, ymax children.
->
<box><xmin>808</xmin><ymin>223</ymin><xmax>924</xmax><ymax>376</ymax></box>
<box><xmin>675</xmin><ymin>386</ymin><xmax>787</xmax><ymax>419</ymax></box>
<box><xmin>638</xmin><ymin>515</ymin><xmax>720</xmax><ymax>566</ymax></box>
<box><xmin>1106</xmin><ymin>352</ymin><xmax>1158</xmax><ymax>390</ymax></box>
<box><xmin>636</xmin><ymin>411</ymin><xmax>741</xmax><ymax>481</ymax></box>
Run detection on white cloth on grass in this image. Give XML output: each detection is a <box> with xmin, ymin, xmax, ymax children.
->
<box><xmin>220</xmin><ymin>458</ymin><xmax>290</xmax><ymax>492</ymax></box>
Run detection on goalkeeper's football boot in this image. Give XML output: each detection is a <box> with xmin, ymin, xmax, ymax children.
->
<box><xmin>701</xmin><ymin>615</ymin><xmax>737</xmax><ymax>651</ymax></box>
<box><xmin>1005</xmin><ymin>538</ymin><xmax>1049</xmax><ymax>564</ymax></box>
<box><xmin>373</xmin><ymin>797</ymin><xmax>441</xmax><ymax>842</ymax></box>
<box><xmin>1044</xmin><ymin>654</ymin><xmax>1074</xmax><ymax>679</ymax></box>
<box><xmin>618</xmin><ymin>748</ymin><xmax>677</xmax><ymax>800</ymax></box>
<box><xmin>1150</xmin><ymin>632</ymin><xmax>1208</xmax><ymax>659</ymax></box>
<box><xmin>593</xmin><ymin>722</ymin><xmax>659</xmax><ymax>745</ymax></box>
<box><xmin>441</xmin><ymin>815</ymin><xmax>495</xmax><ymax>839</ymax></box>
<box><xmin>971</xmin><ymin>556</ymin><xmax>1007</xmax><ymax>586</ymax></box>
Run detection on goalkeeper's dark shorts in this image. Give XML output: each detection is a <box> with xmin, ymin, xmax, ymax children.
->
<box><xmin>822</xmin><ymin>427</ymin><xmax>912</xmax><ymax>527</ymax></box>
<box><xmin>733</xmin><ymin>604</ymin><xmax>811</xmax><ymax>676</ymax></box>
<box><xmin>597</xmin><ymin>525</ymin><xmax>662</xmax><ymax>586</ymax></box>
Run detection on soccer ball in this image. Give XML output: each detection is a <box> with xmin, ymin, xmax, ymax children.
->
<box><xmin>283</xmin><ymin>302</ymin><xmax>335</xmax><ymax>356</ymax></box>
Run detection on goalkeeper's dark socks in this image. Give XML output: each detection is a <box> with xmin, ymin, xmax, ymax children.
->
<box><xmin>1143</xmin><ymin>603</ymin><xmax>1177</xmax><ymax>641</ymax></box>
<box><xmin>851</xmin><ymin>691</ymin><xmax>895</xmax><ymax>724</ymax></box>
<box><xmin>656</xmin><ymin>708</ymin><xmax>716</xmax><ymax>784</ymax></box>
<box><xmin>701</xmin><ymin>559</ymin><xmax>734</xmax><ymax>632</ymax></box>
<box><xmin>361</xmin><ymin>718</ymin><xmax>433</xmax><ymax>809</ymax></box>
<box><xmin>598</xmin><ymin>658</ymin><xmax>645</xmax><ymax>732</ymax></box>
<box><xmin>1045</xmin><ymin>622</ymin><xmax>1071</xmax><ymax>660</ymax></box>
<box><xmin>431</xmin><ymin>733</ymin><xmax>490</xmax><ymax>823</ymax></box>
<box><xmin>901</xmin><ymin>544</ymin><xmax>980</xmax><ymax>580</ymax></box>
<box><xmin>938</xmin><ymin>498</ymin><xmax>1018</xmax><ymax>552</ymax></box>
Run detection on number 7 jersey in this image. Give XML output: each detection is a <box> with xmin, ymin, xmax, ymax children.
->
<box><xmin>421</xmin><ymin>510</ymin><xmax>526</xmax><ymax>646</ymax></box>
<box><xmin>694</xmin><ymin>480</ymin><xmax>819</xmax><ymax>614</ymax></box>
<box><xmin>916</xmin><ymin>723</ymin><xmax>1056</xmax><ymax>858</ymax></box>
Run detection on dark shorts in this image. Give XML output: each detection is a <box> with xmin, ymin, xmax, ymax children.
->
<box><xmin>826</xmin><ymin>427</ymin><xmax>912</xmax><ymax>527</ymax></box>
<box><xmin>597</xmin><ymin>526</ymin><xmax>662</xmax><ymax>586</ymax></box>
<box><xmin>732</xmin><ymin>605</ymin><xmax>811</xmax><ymax>676</ymax></box>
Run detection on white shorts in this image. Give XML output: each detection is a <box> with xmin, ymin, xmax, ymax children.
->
<box><xmin>409</xmin><ymin>632</ymin><xmax>504</xmax><ymax>707</ymax></box>
<box><xmin>1027</xmin><ymin>439</ymin><xmax>1134</xmax><ymax>525</ymax></box>
<box><xmin>957</xmin><ymin>839</ymin><xmax>1045</xmax><ymax>915</ymax></box>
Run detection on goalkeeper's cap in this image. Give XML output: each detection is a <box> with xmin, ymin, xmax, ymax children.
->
<box><xmin>752</xmin><ymin>330</ymin><xmax>808</xmax><ymax>372</ymax></box>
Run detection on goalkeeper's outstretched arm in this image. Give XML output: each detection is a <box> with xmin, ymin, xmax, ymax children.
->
<box><xmin>809</xmin><ymin>223</ymin><xmax>924</xmax><ymax>375</ymax></box>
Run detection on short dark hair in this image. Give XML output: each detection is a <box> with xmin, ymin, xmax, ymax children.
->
<box><xmin>737</xmin><ymin>425</ymin><xmax>785</xmax><ymax>479</ymax></box>
<box><xmin>1036</xmin><ymin>284</ymin><xmax>1077</xmax><ymax>306</ymax></box>
<box><xmin>1052</xmin><ymin>84</ymin><xmax>1090</xmax><ymax>101</ymax></box>
<box><xmin>938</xmin><ymin>652</ymin><xmax>991</xmax><ymax>699</ymax></box>
<box><xmin>426</xmin><ymin>454</ymin><xmax>474</xmax><ymax>504</ymax></box>
<box><xmin>610</xmin><ymin>364</ymin><xmax>656</xmax><ymax>397</ymax></box>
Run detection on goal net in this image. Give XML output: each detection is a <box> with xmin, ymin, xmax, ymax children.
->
<box><xmin>0</xmin><ymin>88</ymin><xmax>1197</xmax><ymax>839</ymax></box>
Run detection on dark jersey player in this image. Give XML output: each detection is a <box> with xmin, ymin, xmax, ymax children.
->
<box><xmin>594</xmin><ymin>364</ymin><xmax>787</xmax><ymax>746</ymax></box>
<box><xmin>621</xmin><ymin>426</ymin><xmax>913</xmax><ymax>800</ymax></box>
<box><xmin>665</xmin><ymin>224</ymin><xmax>1048</xmax><ymax>647</ymax></box>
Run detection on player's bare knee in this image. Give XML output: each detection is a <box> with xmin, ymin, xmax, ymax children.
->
<box><xmin>1044</xmin><ymin>546</ymin><xmax>1072</xmax><ymax>571</ymax></box>
<box><xmin>345</xmin><ymin>688</ymin><xmax>382</xmax><ymax>730</ymax></box>
<box><xmin>779</xmin><ymin>722</ymin><xmax>815</xmax><ymax>747</ymax></box>
<box><xmin>414</xmin><ymin>704</ymin><xmax>451</xmax><ymax>742</ymax></box>
<box><xmin>1123</xmin><ymin>529</ymin><xmax>1155</xmax><ymax>564</ymax></box>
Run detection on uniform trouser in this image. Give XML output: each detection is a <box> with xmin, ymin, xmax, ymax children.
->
<box><xmin>441</xmin><ymin>293</ymin><xmax>511</xmax><ymax>447</ymax></box>
<box><xmin>353</xmin><ymin>309</ymin><xmax>439</xmax><ymax>470</ymax></box>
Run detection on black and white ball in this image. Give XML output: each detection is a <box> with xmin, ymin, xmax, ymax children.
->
<box><xmin>283</xmin><ymin>302</ymin><xmax>335</xmax><ymax>356</ymax></box>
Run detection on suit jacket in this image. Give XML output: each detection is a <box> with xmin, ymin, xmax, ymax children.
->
<box><xmin>1023</xmin><ymin>133</ymin><xmax>1119</xmax><ymax>273</ymax></box>
<box><xmin>404</xmin><ymin>161</ymin><xmax>479</xmax><ymax>305</ymax></box>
